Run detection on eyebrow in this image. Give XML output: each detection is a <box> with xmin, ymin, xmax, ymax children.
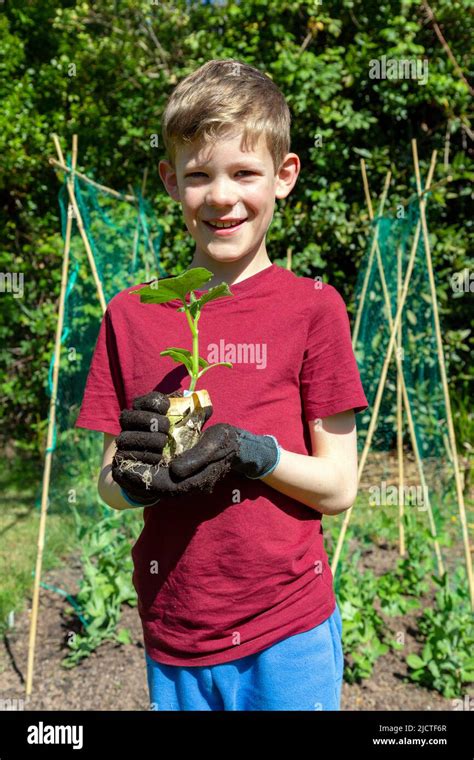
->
<box><xmin>184</xmin><ymin>159</ymin><xmax>265</xmax><ymax>171</ymax></box>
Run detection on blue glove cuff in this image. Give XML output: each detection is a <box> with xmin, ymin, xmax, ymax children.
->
<box><xmin>120</xmin><ymin>488</ymin><xmax>160</xmax><ymax>508</ymax></box>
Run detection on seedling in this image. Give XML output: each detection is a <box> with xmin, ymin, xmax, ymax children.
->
<box><xmin>131</xmin><ymin>267</ymin><xmax>233</xmax><ymax>462</ymax></box>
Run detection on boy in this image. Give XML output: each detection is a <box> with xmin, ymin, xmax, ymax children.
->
<box><xmin>75</xmin><ymin>59</ymin><xmax>369</xmax><ymax>711</ymax></box>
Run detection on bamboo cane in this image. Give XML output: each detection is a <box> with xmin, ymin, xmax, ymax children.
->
<box><xmin>332</xmin><ymin>152</ymin><xmax>438</xmax><ymax>576</ymax></box>
<box><xmin>396</xmin><ymin>243</ymin><xmax>406</xmax><ymax>557</ymax></box>
<box><xmin>26</xmin><ymin>136</ymin><xmax>78</xmax><ymax>697</ymax></box>
<box><xmin>48</xmin><ymin>156</ymin><xmax>137</xmax><ymax>202</ymax></box>
<box><xmin>412</xmin><ymin>138</ymin><xmax>474</xmax><ymax>610</ymax></box>
<box><xmin>51</xmin><ymin>136</ymin><xmax>107</xmax><ymax>314</ymax></box>
<box><xmin>352</xmin><ymin>165</ymin><xmax>391</xmax><ymax>348</ymax></box>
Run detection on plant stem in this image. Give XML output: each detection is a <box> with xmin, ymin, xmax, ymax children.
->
<box><xmin>183</xmin><ymin>301</ymin><xmax>200</xmax><ymax>392</ymax></box>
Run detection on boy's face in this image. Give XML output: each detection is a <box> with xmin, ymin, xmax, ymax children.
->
<box><xmin>159</xmin><ymin>130</ymin><xmax>299</xmax><ymax>265</ymax></box>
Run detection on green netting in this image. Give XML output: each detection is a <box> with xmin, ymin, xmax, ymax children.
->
<box><xmin>352</xmin><ymin>186</ymin><xmax>456</xmax><ymax>526</ymax></box>
<box><xmin>35</xmin><ymin>154</ymin><xmax>167</xmax><ymax>517</ymax></box>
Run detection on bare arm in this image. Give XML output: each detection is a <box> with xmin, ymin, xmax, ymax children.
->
<box><xmin>98</xmin><ymin>433</ymin><xmax>142</xmax><ymax>510</ymax></box>
<box><xmin>260</xmin><ymin>410</ymin><xmax>359</xmax><ymax>516</ymax></box>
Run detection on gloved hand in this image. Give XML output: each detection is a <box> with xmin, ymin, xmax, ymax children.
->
<box><xmin>115</xmin><ymin>390</ymin><xmax>171</xmax><ymax>464</ymax></box>
<box><xmin>111</xmin><ymin>390</ymin><xmax>220</xmax><ymax>506</ymax></box>
<box><xmin>111</xmin><ymin>390</ymin><xmax>172</xmax><ymax>506</ymax></box>
<box><xmin>170</xmin><ymin>423</ymin><xmax>282</xmax><ymax>482</ymax></box>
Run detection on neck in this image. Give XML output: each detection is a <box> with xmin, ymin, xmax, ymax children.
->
<box><xmin>190</xmin><ymin>246</ymin><xmax>272</xmax><ymax>289</ymax></box>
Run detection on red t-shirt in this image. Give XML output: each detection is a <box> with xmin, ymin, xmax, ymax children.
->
<box><xmin>75</xmin><ymin>262</ymin><xmax>369</xmax><ymax>666</ymax></box>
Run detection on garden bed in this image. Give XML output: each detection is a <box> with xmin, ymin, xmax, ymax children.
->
<box><xmin>0</xmin><ymin>549</ymin><xmax>457</xmax><ymax>711</ymax></box>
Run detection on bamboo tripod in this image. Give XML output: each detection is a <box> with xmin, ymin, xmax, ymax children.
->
<box><xmin>26</xmin><ymin>133</ymin><xmax>152</xmax><ymax>696</ymax></box>
<box><xmin>357</xmin><ymin>157</ymin><xmax>445</xmax><ymax>577</ymax></box>
<box><xmin>330</xmin><ymin>140</ymin><xmax>473</xmax><ymax>611</ymax></box>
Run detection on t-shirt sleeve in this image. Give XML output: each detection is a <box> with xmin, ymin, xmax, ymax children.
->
<box><xmin>300</xmin><ymin>284</ymin><xmax>369</xmax><ymax>421</ymax></box>
<box><xmin>74</xmin><ymin>306</ymin><xmax>125</xmax><ymax>436</ymax></box>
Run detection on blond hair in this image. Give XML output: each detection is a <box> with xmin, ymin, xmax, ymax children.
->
<box><xmin>161</xmin><ymin>59</ymin><xmax>291</xmax><ymax>174</ymax></box>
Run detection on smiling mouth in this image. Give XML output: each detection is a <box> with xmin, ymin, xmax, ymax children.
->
<box><xmin>203</xmin><ymin>219</ymin><xmax>247</xmax><ymax>230</ymax></box>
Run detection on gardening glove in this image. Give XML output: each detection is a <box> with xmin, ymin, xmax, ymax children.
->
<box><xmin>112</xmin><ymin>390</ymin><xmax>172</xmax><ymax>506</ymax></box>
<box><xmin>111</xmin><ymin>390</ymin><xmax>217</xmax><ymax>506</ymax></box>
<box><xmin>169</xmin><ymin>423</ymin><xmax>282</xmax><ymax>482</ymax></box>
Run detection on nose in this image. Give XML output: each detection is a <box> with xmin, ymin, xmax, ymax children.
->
<box><xmin>205</xmin><ymin>176</ymin><xmax>238</xmax><ymax>208</ymax></box>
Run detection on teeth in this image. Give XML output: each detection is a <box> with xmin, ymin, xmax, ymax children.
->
<box><xmin>208</xmin><ymin>220</ymin><xmax>244</xmax><ymax>228</ymax></box>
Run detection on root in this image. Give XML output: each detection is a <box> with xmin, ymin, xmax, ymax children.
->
<box><xmin>114</xmin><ymin>453</ymin><xmax>164</xmax><ymax>491</ymax></box>
<box><xmin>113</xmin><ymin>451</ymin><xmax>233</xmax><ymax>496</ymax></box>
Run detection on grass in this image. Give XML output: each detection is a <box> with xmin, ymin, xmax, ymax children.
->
<box><xmin>0</xmin><ymin>455</ymin><xmax>83</xmax><ymax>640</ymax></box>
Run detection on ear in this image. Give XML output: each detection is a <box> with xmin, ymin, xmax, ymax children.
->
<box><xmin>274</xmin><ymin>152</ymin><xmax>300</xmax><ymax>201</ymax></box>
<box><xmin>158</xmin><ymin>159</ymin><xmax>180</xmax><ymax>202</ymax></box>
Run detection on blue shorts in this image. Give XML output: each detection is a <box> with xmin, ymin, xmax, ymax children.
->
<box><xmin>145</xmin><ymin>603</ymin><xmax>344</xmax><ymax>711</ymax></box>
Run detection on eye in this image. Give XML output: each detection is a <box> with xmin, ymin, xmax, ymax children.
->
<box><xmin>185</xmin><ymin>170</ymin><xmax>257</xmax><ymax>178</ymax></box>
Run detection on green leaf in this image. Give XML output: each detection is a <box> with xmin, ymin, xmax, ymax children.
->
<box><xmin>422</xmin><ymin>642</ymin><xmax>433</xmax><ymax>661</ymax></box>
<box><xmin>407</xmin><ymin>654</ymin><xmax>425</xmax><ymax>669</ymax></box>
<box><xmin>196</xmin><ymin>355</ymin><xmax>209</xmax><ymax>369</ymax></box>
<box><xmin>428</xmin><ymin>660</ymin><xmax>440</xmax><ymax>678</ymax></box>
<box><xmin>160</xmin><ymin>347</ymin><xmax>208</xmax><ymax>373</ymax></box>
<box><xmin>371</xmin><ymin>332</ymin><xmax>382</xmax><ymax>351</ymax></box>
<box><xmin>116</xmin><ymin>628</ymin><xmax>132</xmax><ymax>645</ymax></box>
<box><xmin>352</xmin><ymin>147</ymin><xmax>372</xmax><ymax>159</ymax></box>
<box><xmin>160</xmin><ymin>348</ymin><xmax>194</xmax><ymax>374</ymax></box>
<box><xmin>390</xmin><ymin>640</ymin><xmax>404</xmax><ymax>651</ymax></box>
<box><xmin>130</xmin><ymin>267</ymin><xmax>214</xmax><ymax>305</ymax></box>
<box><xmin>197</xmin><ymin>361</ymin><xmax>233</xmax><ymax>379</ymax></box>
<box><xmin>194</xmin><ymin>282</ymin><xmax>233</xmax><ymax>310</ymax></box>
